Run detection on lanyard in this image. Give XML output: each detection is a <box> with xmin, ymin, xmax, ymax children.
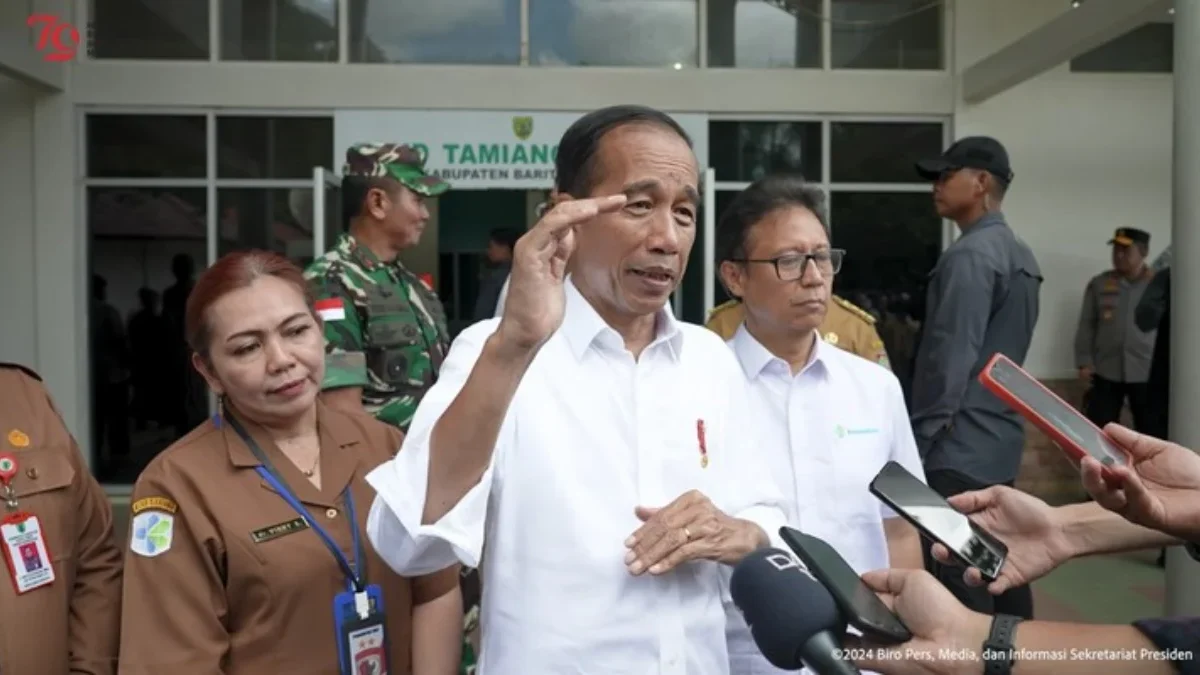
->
<box><xmin>225</xmin><ymin>414</ymin><xmax>367</xmax><ymax>592</ymax></box>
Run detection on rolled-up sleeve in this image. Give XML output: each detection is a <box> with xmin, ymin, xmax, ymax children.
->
<box><xmin>911</xmin><ymin>250</ymin><xmax>994</xmax><ymax>454</ymax></box>
<box><xmin>882</xmin><ymin>372</ymin><xmax>925</xmax><ymax>520</ymax></box>
<box><xmin>365</xmin><ymin>319</ymin><xmax>512</xmax><ymax>576</ymax></box>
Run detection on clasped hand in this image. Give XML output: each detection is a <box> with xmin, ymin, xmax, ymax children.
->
<box><xmin>623</xmin><ymin>490</ymin><xmax>763</xmax><ymax>575</ymax></box>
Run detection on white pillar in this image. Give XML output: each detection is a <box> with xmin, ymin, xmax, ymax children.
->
<box><xmin>1164</xmin><ymin>0</ymin><xmax>1200</xmax><ymax>617</ymax></box>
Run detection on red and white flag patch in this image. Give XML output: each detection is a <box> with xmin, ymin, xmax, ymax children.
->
<box><xmin>314</xmin><ymin>298</ymin><xmax>346</xmax><ymax>322</ymax></box>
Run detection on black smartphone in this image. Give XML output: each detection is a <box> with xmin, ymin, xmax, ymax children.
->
<box><xmin>869</xmin><ymin>461</ymin><xmax>1008</xmax><ymax>582</ymax></box>
<box><xmin>778</xmin><ymin>526</ymin><xmax>912</xmax><ymax>644</ymax></box>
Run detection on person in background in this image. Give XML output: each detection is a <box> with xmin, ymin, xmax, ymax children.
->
<box><xmin>713</xmin><ymin>175</ymin><xmax>924</xmax><ymax>675</ymax></box>
<box><xmin>706</xmin><ymin>293</ymin><xmax>891</xmax><ymax>369</ymax></box>
<box><xmin>909</xmin><ymin>136</ymin><xmax>1042</xmax><ymax>619</ymax></box>
<box><xmin>1074</xmin><ymin>227</ymin><xmax>1157</xmax><ymax>433</ymax></box>
<box><xmin>473</xmin><ymin>227</ymin><xmax>522</xmax><ymax>322</ymax></box>
<box><xmin>1135</xmin><ymin>243</ymin><xmax>1171</xmax><ymax>567</ymax></box>
<box><xmin>118</xmin><ymin>250</ymin><xmax>462</xmax><ymax>675</ymax></box>
<box><xmin>364</xmin><ymin>105</ymin><xmax>789</xmax><ymax>674</ymax></box>
<box><xmin>0</xmin><ymin>363</ymin><xmax>122</xmax><ymax>675</ymax></box>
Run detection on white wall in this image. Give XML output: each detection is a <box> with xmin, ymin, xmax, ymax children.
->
<box><xmin>953</xmin><ymin>0</ymin><xmax>1172</xmax><ymax>379</ymax></box>
<box><xmin>0</xmin><ymin>75</ymin><xmax>38</xmax><ymax>366</ymax></box>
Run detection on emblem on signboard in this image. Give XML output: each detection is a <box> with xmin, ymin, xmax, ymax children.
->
<box><xmin>512</xmin><ymin>116</ymin><xmax>534</xmax><ymax>141</ymax></box>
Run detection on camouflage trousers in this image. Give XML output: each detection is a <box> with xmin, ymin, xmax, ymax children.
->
<box><xmin>460</xmin><ymin>567</ymin><xmax>481</xmax><ymax>675</ymax></box>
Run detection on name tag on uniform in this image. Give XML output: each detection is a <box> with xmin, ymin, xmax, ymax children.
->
<box><xmin>1</xmin><ymin>513</ymin><xmax>54</xmax><ymax>593</ymax></box>
<box><xmin>250</xmin><ymin>517</ymin><xmax>310</xmax><ymax>544</ymax></box>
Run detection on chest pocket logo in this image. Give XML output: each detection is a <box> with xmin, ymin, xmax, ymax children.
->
<box><xmin>835</xmin><ymin>424</ymin><xmax>880</xmax><ymax>439</ymax></box>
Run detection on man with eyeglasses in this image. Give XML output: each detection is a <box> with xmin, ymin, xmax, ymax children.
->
<box><xmin>911</xmin><ymin>136</ymin><xmax>1042</xmax><ymax>619</ymax></box>
<box><xmin>714</xmin><ymin>176</ymin><xmax>924</xmax><ymax>675</ymax></box>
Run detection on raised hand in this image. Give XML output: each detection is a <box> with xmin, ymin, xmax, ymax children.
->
<box><xmin>495</xmin><ymin>195</ymin><xmax>626</xmax><ymax>352</ymax></box>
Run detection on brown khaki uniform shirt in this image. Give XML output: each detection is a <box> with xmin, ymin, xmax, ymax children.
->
<box><xmin>118</xmin><ymin>399</ymin><xmax>460</xmax><ymax>675</ymax></box>
<box><xmin>704</xmin><ymin>296</ymin><xmax>891</xmax><ymax>369</ymax></box>
<box><xmin>0</xmin><ymin>363</ymin><xmax>122</xmax><ymax>675</ymax></box>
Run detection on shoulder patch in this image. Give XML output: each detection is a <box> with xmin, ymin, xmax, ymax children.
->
<box><xmin>0</xmin><ymin>362</ymin><xmax>41</xmax><ymax>382</ymax></box>
<box><xmin>132</xmin><ymin>496</ymin><xmax>178</xmax><ymax>515</ymax></box>
<box><xmin>314</xmin><ymin>297</ymin><xmax>347</xmax><ymax>322</ymax></box>
<box><xmin>130</xmin><ymin>511</ymin><xmax>174</xmax><ymax>557</ymax></box>
<box><xmin>832</xmin><ymin>296</ymin><xmax>876</xmax><ymax>325</ymax></box>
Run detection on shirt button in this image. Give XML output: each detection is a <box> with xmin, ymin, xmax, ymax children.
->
<box><xmin>25</xmin><ymin>468</ymin><xmax>38</xmax><ymax>480</ymax></box>
<box><xmin>325</xmin><ymin>508</ymin><xmax>338</xmax><ymax>519</ymax></box>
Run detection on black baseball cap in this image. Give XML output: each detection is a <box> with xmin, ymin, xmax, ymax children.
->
<box><xmin>1109</xmin><ymin>227</ymin><xmax>1150</xmax><ymax>247</ymax></box>
<box><xmin>915</xmin><ymin>136</ymin><xmax>1014</xmax><ymax>186</ymax></box>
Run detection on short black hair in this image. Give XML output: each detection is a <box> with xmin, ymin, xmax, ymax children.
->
<box><xmin>488</xmin><ymin>227</ymin><xmax>522</xmax><ymax>251</ymax></box>
<box><xmin>715</xmin><ymin>175</ymin><xmax>829</xmax><ymax>264</ymax></box>
<box><xmin>341</xmin><ymin>175</ymin><xmax>400</xmax><ymax>227</ymax></box>
<box><xmin>555</xmin><ymin>105</ymin><xmax>693</xmax><ymax>197</ymax></box>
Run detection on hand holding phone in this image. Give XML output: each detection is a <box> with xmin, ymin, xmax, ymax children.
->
<box><xmin>869</xmin><ymin>462</ymin><xmax>1009</xmax><ymax>582</ymax></box>
<box><xmin>778</xmin><ymin>527</ymin><xmax>912</xmax><ymax>644</ymax></box>
<box><xmin>978</xmin><ymin>352</ymin><xmax>1131</xmax><ymax>481</ymax></box>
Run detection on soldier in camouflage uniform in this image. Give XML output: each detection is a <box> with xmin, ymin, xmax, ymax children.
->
<box><xmin>303</xmin><ymin>143</ymin><xmax>479</xmax><ymax>674</ymax></box>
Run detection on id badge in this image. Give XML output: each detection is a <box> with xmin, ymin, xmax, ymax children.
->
<box><xmin>0</xmin><ymin>513</ymin><xmax>54</xmax><ymax>594</ymax></box>
<box><xmin>334</xmin><ymin>585</ymin><xmax>390</xmax><ymax>675</ymax></box>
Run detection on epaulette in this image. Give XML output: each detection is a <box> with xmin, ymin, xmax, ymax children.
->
<box><xmin>0</xmin><ymin>362</ymin><xmax>42</xmax><ymax>381</ymax></box>
<box><xmin>832</xmin><ymin>295</ymin><xmax>876</xmax><ymax>325</ymax></box>
<box><xmin>706</xmin><ymin>299</ymin><xmax>740</xmax><ymax>320</ymax></box>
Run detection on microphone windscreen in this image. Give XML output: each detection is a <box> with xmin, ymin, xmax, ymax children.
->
<box><xmin>730</xmin><ymin>548</ymin><xmax>844</xmax><ymax>669</ymax></box>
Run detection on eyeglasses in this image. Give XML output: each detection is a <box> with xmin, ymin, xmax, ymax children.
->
<box><xmin>732</xmin><ymin>249</ymin><xmax>845</xmax><ymax>281</ymax></box>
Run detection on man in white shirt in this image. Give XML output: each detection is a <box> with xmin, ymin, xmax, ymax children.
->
<box><xmin>714</xmin><ymin>176</ymin><xmax>925</xmax><ymax>675</ymax></box>
<box><xmin>365</xmin><ymin>105</ymin><xmax>789</xmax><ymax>675</ymax></box>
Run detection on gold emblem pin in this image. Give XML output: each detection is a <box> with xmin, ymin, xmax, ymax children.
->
<box><xmin>6</xmin><ymin>430</ymin><xmax>29</xmax><ymax>448</ymax></box>
<box><xmin>824</xmin><ymin>332</ymin><xmax>839</xmax><ymax>345</ymax></box>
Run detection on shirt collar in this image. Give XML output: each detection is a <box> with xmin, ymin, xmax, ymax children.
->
<box><xmin>339</xmin><ymin>232</ymin><xmax>400</xmax><ymax>272</ymax></box>
<box><xmin>731</xmin><ymin>323</ymin><xmax>829</xmax><ymax>381</ymax></box>
<box><xmin>960</xmin><ymin>211</ymin><xmax>1006</xmax><ymax>238</ymax></box>
<box><xmin>560</xmin><ymin>277</ymin><xmax>683</xmax><ymax>361</ymax></box>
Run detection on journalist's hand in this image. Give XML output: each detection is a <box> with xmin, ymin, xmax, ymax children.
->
<box><xmin>930</xmin><ymin>486</ymin><xmax>1072</xmax><ymax>594</ymax></box>
<box><xmin>624</xmin><ymin>490</ymin><xmax>766</xmax><ymax>575</ymax></box>
<box><xmin>846</xmin><ymin>568</ymin><xmax>988</xmax><ymax>675</ymax></box>
<box><xmin>495</xmin><ymin>195</ymin><xmax>626</xmax><ymax>352</ymax></box>
<box><xmin>1083</xmin><ymin>424</ymin><xmax>1200</xmax><ymax>541</ymax></box>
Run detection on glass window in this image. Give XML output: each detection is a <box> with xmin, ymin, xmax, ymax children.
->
<box><xmin>709</xmin><ymin>121</ymin><xmax>822</xmax><ymax>183</ymax></box>
<box><xmin>217</xmin><ymin>188</ymin><xmax>316</xmax><ymax>265</ymax></box>
<box><xmin>530</xmin><ymin>0</ymin><xmax>698</xmax><ymax>67</ymax></box>
<box><xmin>86</xmin><ymin>115</ymin><xmax>207</xmax><ymax>179</ymax></box>
<box><xmin>348</xmin><ymin>0</ymin><xmax>521</xmax><ymax>64</ymax></box>
<box><xmin>220</xmin><ymin>0</ymin><xmax>338</xmax><ymax>61</ymax></box>
<box><xmin>216</xmin><ymin>116</ymin><xmax>334</xmax><ymax>179</ymax></box>
<box><xmin>88</xmin><ymin>186</ymin><xmax>208</xmax><ymax>484</ymax></box>
<box><xmin>1070</xmin><ymin>22</ymin><xmax>1173</xmax><ymax>73</ymax></box>
<box><xmin>830</xmin><ymin>122</ymin><xmax>944</xmax><ymax>184</ymax></box>
<box><xmin>830</xmin><ymin>0</ymin><xmax>943</xmax><ymax>70</ymax></box>
<box><xmin>707</xmin><ymin>0</ymin><xmax>820</xmax><ymax>68</ymax></box>
<box><xmin>829</xmin><ymin>191</ymin><xmax>938</xmax><ymax>297</ymax></box>
<box><xmin>90</xmin><ymin>0</ymin><xmax>209</xmax><ymax>60</ymax></box>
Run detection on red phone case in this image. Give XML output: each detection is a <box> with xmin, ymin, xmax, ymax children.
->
<box><xmin>977</xmin><ymin>352</ymin><xmax>1128</xmax><ymax>478</ymax></box>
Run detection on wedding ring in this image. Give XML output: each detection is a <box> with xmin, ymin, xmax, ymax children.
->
<box><xmin>682</xmin><ymin>526</ymin><xmax>692</xmax><ymax>541</ymax></box>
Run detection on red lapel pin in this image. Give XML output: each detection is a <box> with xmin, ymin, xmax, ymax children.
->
<box><xmin>696</xmin><ymin>419</ymin><xmax>708</xmax><ymax>468</ymax></box>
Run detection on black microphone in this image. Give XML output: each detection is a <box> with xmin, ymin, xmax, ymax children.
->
<box><xmin>730</xmin><ymin>548</ymin><xmax>862</xmax><ymax>675</ymax></box>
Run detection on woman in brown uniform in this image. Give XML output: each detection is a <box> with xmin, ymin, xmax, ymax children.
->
<box><xmin>0</xmin><ymin>362</ymin><xmax>122</xmax><ymax>674</ymax></box>
<box><xmin>118</xmin><ymin>251</ymin><xmax>462</xmax><ymax>675</ymax></box>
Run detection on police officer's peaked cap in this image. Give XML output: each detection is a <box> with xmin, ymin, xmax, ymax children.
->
<box><xmin>1109</xmin><ymin>227</ymin><xmax>1150</xmax><ymax>247</ymax></box>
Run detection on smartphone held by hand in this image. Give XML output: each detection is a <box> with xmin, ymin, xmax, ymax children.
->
<box><xmin>977</xmin><ymin>352</ymin><xmax>1132</xmax><ymax>482</ymax></box>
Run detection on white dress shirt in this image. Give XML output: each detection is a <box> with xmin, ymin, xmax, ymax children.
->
<box><xmin>366</xmin><ymin>280</ymin><xmax>789</xmax><ymax>675</ymax></box>
<box><xmin>724</xmin><ymin>325</ymin><xmax>926</xmax><ymax>675</ymax></box>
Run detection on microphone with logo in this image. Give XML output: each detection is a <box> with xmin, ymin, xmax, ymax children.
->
<box><xmin>730</xmin><ymin>548</ymin><xmax>862</xmax><ymax>675</ymax></box>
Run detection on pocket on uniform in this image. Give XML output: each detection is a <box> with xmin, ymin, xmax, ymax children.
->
<box><xmin>10</xmin><ymin>450</ymin><xmax>77</xmax><ymax>561</ymax></box>
<box><xmin>365</xmin><ymin>321</ymin><xmax>427</xmax><ymax>389</ymax></box>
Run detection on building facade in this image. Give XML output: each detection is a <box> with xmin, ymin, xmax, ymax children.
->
<box><xmin>0</xmin><ymin>0</ymin><xmax>1176</xmax><ymax>493</ymax></box>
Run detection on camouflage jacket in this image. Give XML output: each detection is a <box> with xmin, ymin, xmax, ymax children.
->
<box><xmin>304</xmin><ymin>233</ymin><xmax>450</xmax><ymax>431</ymax></box>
